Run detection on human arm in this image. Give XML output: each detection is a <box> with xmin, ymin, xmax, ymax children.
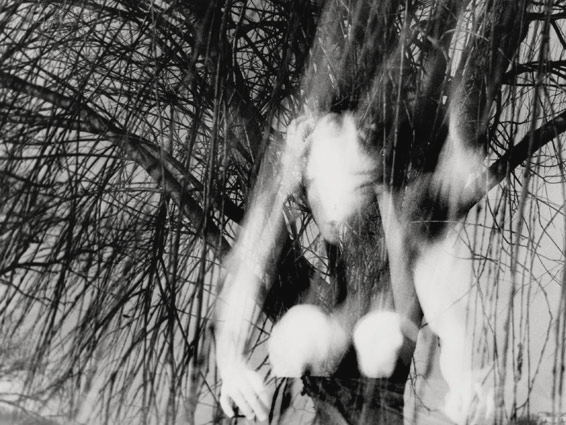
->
<box><xmin>214</xmin><ymin>117</ymin><xmax>314</xmax><ymax>420</ymax></box>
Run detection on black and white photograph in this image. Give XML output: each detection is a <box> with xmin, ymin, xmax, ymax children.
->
<box><xmin>0</xmin><ymin>1</ymin><xmax>565</xmax><ymax>424</ymax></box>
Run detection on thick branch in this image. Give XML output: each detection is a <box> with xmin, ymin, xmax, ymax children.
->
<box><xmin>503</xmin><ymin>60</ymin><xmax>566</xmax><ymax>83</ymax></box>
<box><xmin>461</xmin><ymin>109</ymin><xmax>566</xmax><ymax>213</ymax></box>
<box><xmin>490</xmin><ymin>110</ymin><xmax>566</xmax><ymax>182</ymax></box>
<box><xmin>0</xmin><ymin>71</ymin><xmax>231</xmax><ymax>256</ymax></box>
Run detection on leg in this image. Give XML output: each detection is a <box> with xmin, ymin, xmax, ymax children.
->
<box><xmin>367</xmin><ymin>186</ymin><xmax>494</xmax><ymax>423</ymax></box>
<box><xmin>412</xmin><ymin>226</ymin><xmax>494</xmax><ymax>424</ymax></box>
<box><xmin>351</xmin><ymin>189</ymin><xmax>423</xmax><ymax>380</ymax></box>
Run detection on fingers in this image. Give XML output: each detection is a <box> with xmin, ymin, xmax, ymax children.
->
<box><xmin>248</xmin><ymin>371</ymin><xmax>271</xmax><ymax>414</ymax></box>
<box><xmin>229</xmin><ymin>386</ymin><xmax>256</xmax><ymax>420</ymax></box>
<box><xmin>220</xmin><ymin>385</ymin><xmax>256</xmax><ymax>421</ymax></box>
<box><xmin>219</xmin><ymin>391</ymin><xmax>235</xmax><ymax>418</ymax></box>
<box><xmin>219</xmin><ymin>369</ymin><xmax>269</xmax><ymax>422</ymax></box>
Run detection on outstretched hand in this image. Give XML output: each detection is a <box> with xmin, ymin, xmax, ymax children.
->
<box><xmin>219</xmin><ymin>362</ymin><xmax>270</xmax><ymax>422</ymax></box>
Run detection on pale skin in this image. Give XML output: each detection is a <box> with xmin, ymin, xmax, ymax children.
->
<box><xmin>378</xmin><ymin>186</ymin><xmax>494</xmax><ymax>424</ymax></box>
<box><xmin>215</xmin><ymin>111</ymin><xmax>493</xmax><ymax>424</ymax></box>
<box><xmin>215</xmin><ymin>117</ymin><xmax>314</xmax><ymax>421</ymax></box>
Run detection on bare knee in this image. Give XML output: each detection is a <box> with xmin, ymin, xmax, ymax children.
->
<box><xmin>268</xmin><ymin>304</ymin><xmax>350</xmax><ymax>377</ymax></box>
<box><xmin>353</xmin><ymin>311</ymin><xmax>404</xmax><ymax>378</ymax></box>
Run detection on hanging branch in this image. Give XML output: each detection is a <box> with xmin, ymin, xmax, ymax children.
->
<box><xmin>0</xmin><ymin>70</ymin><xmax>231</xmax><ymax>256</ymax></box>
